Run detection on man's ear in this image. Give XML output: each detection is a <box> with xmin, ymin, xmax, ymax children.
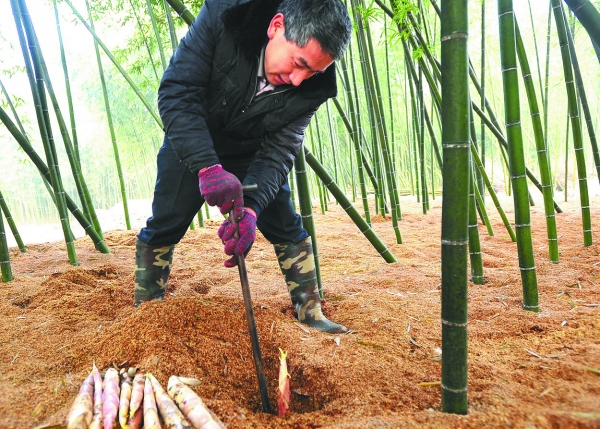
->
<box><xmin>267</xmin><ymin>13</ymin><xmax>285</xmax><ymax>40</ymax></box>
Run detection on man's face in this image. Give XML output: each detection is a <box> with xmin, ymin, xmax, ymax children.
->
<box><xmin>264</xmin><ymin>13</ymin><xmax>334</xmax><ymax>87</ymax></box>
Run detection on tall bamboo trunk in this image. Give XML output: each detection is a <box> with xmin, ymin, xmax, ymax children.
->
<box><xmin>552</xmin><ymin>0</ymin><xmax>593</xmax><ymax>246</ymax></box>
<box><xmin>12</xmin><ymin>0</ymin><xmax>78</xmax><ymax>265</ymax></box>
<box><xmin>514</xmin><ymin>21</ymin><xmax>559</xmax><ymax>263</ymax></box>
<box><xmin>440</xmin><ymin>0</ymin><xmax>469</xmax><ymax>414</ymax></box>
<box><xmin>498</xmin><ymin>0</ymin><xmax>539</xmax><ymax>311</ymax></box>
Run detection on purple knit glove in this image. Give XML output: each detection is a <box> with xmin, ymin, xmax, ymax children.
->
<box><xmin>198</xmin><ymin>164</ymin><xmax>244</xmax><ymax>219</ymax></box>
<box><xmin>218</xmin><ymin>208</ymin><xmax>257</xmax><ymax>268</ymax></box>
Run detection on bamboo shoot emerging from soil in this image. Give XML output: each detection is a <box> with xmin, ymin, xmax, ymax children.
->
<box><xmin>440</xmin><ymin>0</ymin><xmax>469</xmax><ymax>414</ymax></box>
<box><xmin>66</xmin><ymin>371</ymin><xmax>94</xmax><ymax>429</ymax></box>
<box><xmin>277</xmin><ymin>349</ymin><xmax>290</xmax><ymax>417</ymax></box>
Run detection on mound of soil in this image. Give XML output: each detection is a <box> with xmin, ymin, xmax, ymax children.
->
<box><xmin>0</xmin><ymin>193</ymin><xmax>599</xmax><ymax>428</ymax></box>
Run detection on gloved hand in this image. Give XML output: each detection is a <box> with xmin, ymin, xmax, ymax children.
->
<box><xmin>218</xmin><ymin>208</ymin><xmax>257</xmax><ymax>268</ymax></box>
<box><xmin>198</xmin><ymin>164</ymin><xmax>244</xmax><ymax>219</ymax></box>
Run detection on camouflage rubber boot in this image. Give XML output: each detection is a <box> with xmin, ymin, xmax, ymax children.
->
<box><xmin>134</xmin><ymin>239</ymin><xmax>175</xmax><ymax>308</ymax></box>
<box><xmin>274</xmin><ymin>237</ymin><xmax>348</xmax><ymax>334</ymax></box>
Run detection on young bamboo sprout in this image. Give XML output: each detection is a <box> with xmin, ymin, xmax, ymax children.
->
<box><xmin>118</xmin><ymin>373</ymin><xmax>133</xmax><ymax>429</ymax></box>
<box><xmin>277</xmin><ymin>348</ymin><xmax>291</xmax><ymax>417</ymax></box>
<box><xmin>148</xmin><ymin>373</ymin><xmax>192</xmax><ymax>428</ymax></box>
<box><xmin>89</xmin><ymin>364</ymin><xmax>103</xmax><ymax>429</ymax></box>
<box><xmin>128</xmin><ymin>372</ymin><xmax>145</xmax><ymax>419</ymax></box>
<box><xmin>66</xmin><ymin>371</ymin><xmax>94</xmax><ymax>429</ymax></box>
<box><xmin>167</xmin><ymin>376</ymin><xmax>221</xmax><ymax>429</ymax></box>
<box><xmin>102</xmin><ymin>368</ymin><xmax>120</xmax><ymax>429</ymax></box>
<box><xmin>143</xmin><ymin>375</ymin><xmax>161</xmax><ymax>429</ymax></box>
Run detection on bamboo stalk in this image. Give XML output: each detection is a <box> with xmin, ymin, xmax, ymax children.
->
<box><xmin>0</xmin><ymin>205</ymin><xmax>13</xmax><ymax>282</ymax></box>
<box><xmin>53</xmin><ymin>0</ymin><xmax>80</xmax><ymax>163</ymax></box>
<box><xmin>13</xmin><ymin>0</ymin><xmax>78</xmax><ymax>265</ymax></box>
<box><xmin>552</xmin><ymin>0</ymin><xmax>593</xmax><ymax>246</ymax></box>
<box><xmin>0</xmin><ymin>105</ymin><xmax>110</xmax><ymax>254</ymax></box>
<box><xmin>85</xmin><ymin>0</ymin><xmax>131</xmax><ymax>231</ymax></box>
<box><xmin>563</xmin><ymin>5</ymin><xmax>600</xmax><ymax>183</ymax></box>
<box><xmin>146</xmin><ymin>0</ymin><xmax>167</xmax><ymax>71</ymax></box>
<box><xmin>498</xmin><ymin>0</ymin><xmax>539</xmax><ymax>312</ymax></box>
<box><xmin>440</xmin><ymin>0</ymin><xmax>469</xmax><ymax>414</ymax></box>
<box><xmin>63</xmin><ymin>0</ymin><xmax>163</xmax><ymax>127</ymax></box>
<box><xmin>128</xmin><ymin>0</ymin><xmax>160</xmax><ymax>80</ymax></box>
<box><xmin>294</xmin><ymin>145</ymin><xmax>323</xmax><ymax>297</ymax></box>
<box><xmin>0</xmin><ymin>191</ymin><xmax>26</xmax><ymax>253</ymax></box>
<box><xmin>515</xmin><ymin>21</ymin><xmax>559</xmax><ymax>263</ymax></box>
<box><xmin>470</xmin><ymin>140</ymin><xmax>516</xmax><ymax>242</ymax></box>
<box><xmin>563</xmin><ymin>0</ymin><xmax>600</xmax><ymax>47</ymax></box>
<box><xmin>304</xmin><ymin>148</ymin><xmax>397</xmax><ymax>263</ymax></box>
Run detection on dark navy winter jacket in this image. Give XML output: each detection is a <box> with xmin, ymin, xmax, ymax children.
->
<box><xmin>157</xmin><ymin>0</ymin><xmax>338</xmax><ymax>215</ymax></box>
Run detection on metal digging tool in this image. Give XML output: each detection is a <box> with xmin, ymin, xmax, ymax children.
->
<box><xmin>233</xmin><ymin>184</ymin><xmax>272</xmax><ymax>413</ymax></box>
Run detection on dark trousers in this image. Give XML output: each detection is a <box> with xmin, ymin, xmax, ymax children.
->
<box><xmin>138</xmin><ymin>136</ymin><xmax>308</xmax><ymax>247</ymax></box>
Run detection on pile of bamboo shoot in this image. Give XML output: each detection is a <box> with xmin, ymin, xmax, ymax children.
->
<box><xmin>65</xmin><ymin>364</ymin><xmax>224</xmax><ymax>429</ymax></box>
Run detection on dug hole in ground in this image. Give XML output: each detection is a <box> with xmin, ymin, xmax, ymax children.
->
<box><xmin>1</xmin><ymin>182</ymin><xmax>599</xmax><ymax>428</ymax></box>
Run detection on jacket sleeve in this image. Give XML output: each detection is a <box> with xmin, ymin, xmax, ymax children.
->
<box><xmin>242</xmin><ymin>107</ymin><xmax>317</xmax><ymax>215</ymax></box>
<box><xmin>157</xmin><ymin>0</ymin><xmax>222</xmax><ymax>174</ymax></box>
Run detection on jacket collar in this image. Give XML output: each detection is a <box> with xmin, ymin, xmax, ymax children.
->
<box><xmin>221</xmin><ymin>0</ymin><xmax>337</xmax><ymax>99</ymax></box>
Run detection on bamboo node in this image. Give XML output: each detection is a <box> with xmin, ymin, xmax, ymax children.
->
<box><xmin>440</xmin><ymin>32</ymin><xmax>468</xmax><ymax>42</ymax></box>
<box><xmin>501</xmin><ymin>66</ymin><xmax>518</xmax><ymax>73</ymax></box>
<box><xmin>441</xmin><ymin>239</ymin><xmax>468</xmax><ymax>246</ymax></box>
<box><xmin>498</xmin><ymin>10</ymin><xmax>514</xmax><ymax>18</ymax></box>
<box><xmin>519</xmin><ymin>266</ymin><xmax>536</xmax><ymax>271</ymax></box>
<box><xmin>515</xmin><ymin>223</ymin><xmax>531</xmax><ymax>228</ymax></box>
<box><xmin>510</xmin><ymin>174</ymin><xmax>526</xmax><ymax>180</ymax></box>
<box><xmin>505</xmin><ymin>120</ymin><xmax>521</xmax><ymax>127</ymax></box>
<box><xmin>177</xmin><ymin>7</ymin><xmax>190</xmax><ymax>18</ymax></box>
<box><xmin>441</xmin><ymin>383</ymin><xmax>468</xmax><ymax>394</ymax></box>
<box><xmin>442</xmin><ymin>142</ymin><xmax>469</xmax><ymax>149</ymax></box>
<box><xmin>441</xmin><ymin>319</ymin><xmax>467</xmax><ymax>328</ymax></box>
<box><xmin>523</xmin><ymin>304</ymin><xmax>539</xmax><ymax>309</ymax></box>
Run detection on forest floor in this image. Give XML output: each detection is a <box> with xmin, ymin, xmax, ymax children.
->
<box><xmin>1</xmin><ymin>187</ymin><xmax>599</xmax><ymax>429</ymax></box>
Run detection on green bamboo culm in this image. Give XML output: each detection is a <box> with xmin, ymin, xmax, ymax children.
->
<box><xmin>146</xmin><ymin>0</ymin><xmax>167</xmax><ymax>71</ymax></box>
<box><xmin>0</xmin><ymin>205</ymin><xmax>13</xmax><ymax>282</ymax></box>
<box><xmin>440</xmin><ymin>0</ymin><xmax>469</xmax><ymax>414</ymax></box>
<box><xmin>31</xmin><ymin>15</ymin><xmax>103</xmax><ymax>239</ymax></box>
<box><xmin>470</xmin><ymin>142</ymin><xmax>516</xmax><ymax>242</ymax></box>
<box><xmin>164</xmin><ymin>0</ymin><xmax>195</xmax><ymax>26</ymax></box>
<box><xmin>468</xmin><ymin>166</ymin><xmax>484</xmax><ymax>285</ymax></box>
<box><xmin>63</xmin><ymin>0</ymin><xmax>163</xmax><ymax>128</ymax></box>
<box><xmin>0</xmin><ymin>106</ymin><xmax>110</xmax><ymax>254</ymax></box>
<box><xmin>552</xmin><ymin>0</ymin><xmax>592</xmax><ymax>246</ymax></box>
<box><xmin>53</xmin><ymin>0</ymin><xmax>80</xmax><ymax>163</ymax></box>
<box><xmin>562</xmin><ymin>4</ymin><xmax>600</xmax><ymax>184</ymax></box>
<box><xmin>563</xmin><ymin>0</ymin><xmax>600</xmax><ymax>48</ymax></box>
<box><xmin>12</xmin><ymin>0</ymin><xmax>78</xmax><ymax>266</ymax></box>
<box><xmin>498</xmin><ymin>0</ymin><xmax>539</xmax><ymax>312</ymax></box>
<box><xmin>515</xmin><ymin>21</ymin><xmax>559</xmax><ymax>263</ymax></box>
<box><xmin>85</xmin><ymin>0</ymin><xmax>131</xmax><ymax>231</ymax></box>
<box><xmin>294</xmin><ymin>145</ymin><xmax>323</xmax><ymax>297</ymax></box>
<box><xmin>0</xmin><ymin>191</ymin><xmax>26</xmax><ymax>253</ymax></box>
<box><xmin>304</xmin><ymin>147</ymin><xmax>397</xmax><ymax>264</ymax></box>
<box><xmin>163</xmin><ymin>0</ymin><xmax>179</xmax><ymax>52</ymax></box>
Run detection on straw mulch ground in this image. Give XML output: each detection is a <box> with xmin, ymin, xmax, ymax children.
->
<box><xmin>1</xmin><ymin>190</ymin><xmax>599</xmax><ymax>428</ymax></box>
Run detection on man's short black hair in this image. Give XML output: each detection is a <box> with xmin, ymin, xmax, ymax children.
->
<box><xmin>278</xmin><ymin>0</ymin><xmax>352</xmax><ymax>61</ymax></box>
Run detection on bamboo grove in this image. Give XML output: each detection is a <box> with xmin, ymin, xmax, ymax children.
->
<box><xmin>1</xmin><ymin>0</ymin><xmax>600</xmax><ymax>414</ymax></box>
